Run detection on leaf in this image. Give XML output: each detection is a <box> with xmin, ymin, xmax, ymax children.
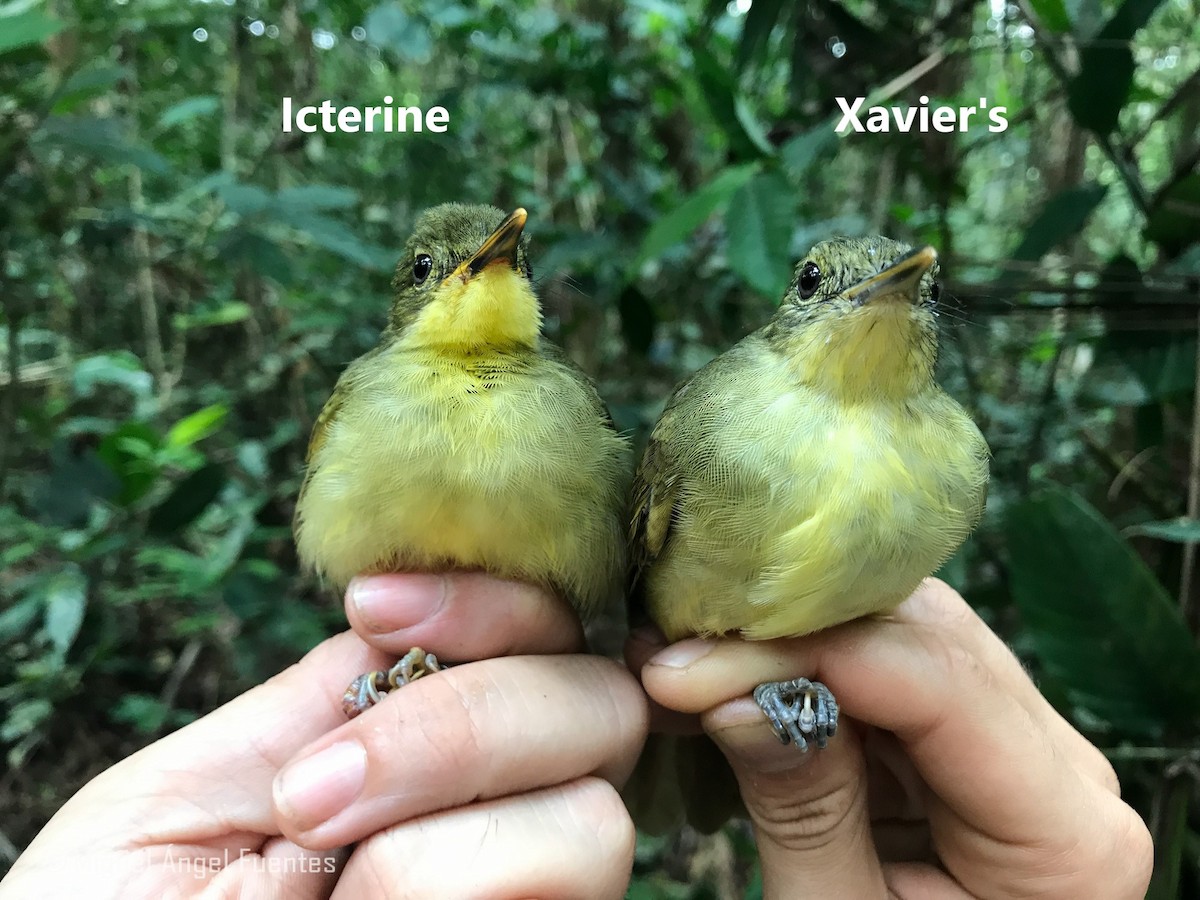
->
<box><xmin>110</xmin><ymin>693</ymin><xmax>169</xmax><ymax>735</ymax></box>
<box><xmin>780</xmin><ymin>123</ymin><xmax>836</xmax><ymax>180</ymax></box>
<box><xmin>365</xmin><ymin>2</ymin><xmax>432</xmax><ymax>62</ymax></box>
<box><xmin>53</xmin><ymin>65</ymin><xmax>128</xmax><ymax>112</ymax></box>
<box><xmin>724</xmin><ymin>169</ymin><xmax>797</xmax><ymax>298</ymax></box>
<box><xmin>275</xmin><ymin>184</ymin><xmax>359</xmax><ymax>211</ymax></box>
<box><xmin>35</xmin><ymin>116</ymin><xmax>171</xmax><ymax>174</ymax></box>
<box><xmin>147</xmin><ymin>464</ymin><xmax>227</xmax><ymax>535</ymax></box>
<box><xmin>0</xmin><ymin>699</ymin><xmax>52</xmax><ymax>743</ymax></box>
<box><xmin>156</xmin><ymin>95</ymin><xmax>219</xmax><ymax>130</ymax></box>
<box><xmin>96</xmin><ymin>421</ymin><xmax>162</xmax><ymax>505</ymax></box>
<box><xmin>1145</xmin><ymin>173</ymin><xmax>1200</xmax><ymax>256</ymax></box>
<box><xmin>216</xmin><ymin>182</ymin><xmax>274</xmax><ymax>217</ymax></box>
<box><xmin>42</xmin><ymin>566</ymin><xmax>87</xmax><ymax>657</ymax></box>
<box><xmin>1011</xmin><ymin>183</ymin><xmax>1107</xmax><ymax>262</ymax></box>
<box><xmin>1028</xmin><ymin>0</ymin><xmax>1070</xmax><ymax>30</ymax></box>
<box><xmin>1005</xmin><ymin>486</ymin><xmax>1200</xmax><ymax>734</ymax></box>
<box><xmin>173</xmin><ymin>300</ymin><xmax>252</xmax><ymax>330</ymax></box>
<box><xmin>284</xmin><ymin>212</ymin><xmax>398</xmax><ymax>271</ymax></box>
<box><xmin>72</xmin><ymin>351</ymin><xmax>153</xmax><ymax>399</ymax></box>
<box><xmin>166</xmin><ymin>404</ymin><xmax>228</xmax><ymax>448</ymax></box>
<box><xmin>0</xmin><ymin>10</ymin><xmax>64</xmax><ymax>55</ymax></box>
<box><xmin>735</xmin><ymin>0</ymin><xmax>786</xmax><ymax>70</ymax></box>
<box><xmin>1066</xmin><ymin>0</ymin><xmax>1168</xmax><ymax>134</ymax></box>
<box><xmin>632</xmin><ymin>163</ymin><xmax>759</xmax><ymax>270</ymax></box>
<box><xmin>1125</xmin><ymin>518</ymin><xmax>1200</xmax><ymax>543</ymax></box>
<box><xmin>1067</xmin><ymin>45</ymin><xmax>1134</xmax><ymax>135</ymax></box>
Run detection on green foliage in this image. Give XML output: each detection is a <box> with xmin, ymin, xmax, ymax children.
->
<box><xmin>1</xmin><ymin>0</ymin><xmax>1197</xmax><ymax>892</ymax></box>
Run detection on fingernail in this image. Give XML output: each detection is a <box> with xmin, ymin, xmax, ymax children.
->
<box><xmin>649</xmin><ymin>638</ymin><xmax>715</xmax><ymax>668</ymax></box>
<box><xmin>349</xmin><ymin>573</ymin><xmax>446</xmax><ymax>633</ymax></box>
<box><xmin>274</xmin><ymin>740</ymin><xmax>367</xmax><ymax>830</ymax></box>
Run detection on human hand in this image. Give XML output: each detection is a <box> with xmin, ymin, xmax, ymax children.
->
<box><xmin>2</xmin><ymin>573</ymin><xmax>647</xmax><ymax>899</ymax></box>
<box><xmin>628</xmin><ymin>578</ymin><xmax>1153</xmax><ymax>899</ymax></box>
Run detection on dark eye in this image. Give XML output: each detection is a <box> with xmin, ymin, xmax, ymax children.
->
<box><xmin>929</xmin><ymin>280</ymin><xmax>941</xmax><ymax>304</ymax></box>
<box><xmin>412</xmin><ymin>254</ymin><xmax>433</xmax><ymax>285</ymax></box>
<box><xmin>798</xmin><ymin>261</ymin><xmax>821</xmax><ymax>299</ymax></box>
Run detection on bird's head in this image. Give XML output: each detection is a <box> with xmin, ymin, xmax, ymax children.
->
<box><xmin>386</xmin><ymin>203</ymin><xmax>540</xmax><ymax>353</ymax></box>
<box><xmin>768</xmin><ymin>235</ymin><xmax>942</xmax><ymax>401</ymax></box>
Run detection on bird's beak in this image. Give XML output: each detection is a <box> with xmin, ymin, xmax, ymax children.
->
<box><xmin>843</xmin><ymin>245</ymin><xmax>937</xmax><ymax>308</ymax></box>
<box><xmin>461</xmin><ymin>208</ymin><xmax>527</xmax><ymax>278</ymax></box>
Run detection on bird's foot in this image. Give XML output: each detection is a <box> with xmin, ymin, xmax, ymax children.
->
<box><xmin>753</xmin><ymin>678</ymin><xmax>839</xmax><ymax>751</ymax></box>
<box><xmin>342</xmin><ymin>647</ymin><xmax>444</xmax><ymax>719</ymax></box>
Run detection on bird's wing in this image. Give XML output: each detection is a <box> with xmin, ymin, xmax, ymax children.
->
<box><xmin>628</xmin><ymin>387</ymin><xmax>688</xmax><ymax>592</ymax></box>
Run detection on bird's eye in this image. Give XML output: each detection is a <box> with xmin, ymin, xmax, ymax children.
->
<box><xmin>412</xmin><ymin>254</ymin><xmax>433</xmax><ymax>285</ymax></box>
<box><xmin>929</xmin><ymin>281</ymin><xmax>941</xmax><ymax>304</ymax></box>
<box><xmin>798</xmin><ymin>262</ymin><xmax>821</xmax><ymax>299</ymax></box>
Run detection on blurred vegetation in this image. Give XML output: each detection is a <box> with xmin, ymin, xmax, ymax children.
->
<box><xmin>1</xmin><ymin>0</ymin><xmax>1198</xmax><ymax>894</ymax></box>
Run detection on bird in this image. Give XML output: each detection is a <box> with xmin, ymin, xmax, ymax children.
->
<box><xmin>626</xmin><ymin>236</ymin><xmax>989</xmax><ymax>829</ymax></box>
<box><xmin>293</xmin><ymin>203</ymin><xmax>632</xmax><ymax>713</ymax></box>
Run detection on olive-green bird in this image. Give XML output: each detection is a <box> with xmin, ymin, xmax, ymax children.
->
<box><xmin>626</xmin><ymin>236</ymin><xmax>989</xmax><ymax>830</ymax></box>
<box><xmin>293</xmin><ymin>204</ymin><xmax>631</xmax><ymax>709</ymax></box>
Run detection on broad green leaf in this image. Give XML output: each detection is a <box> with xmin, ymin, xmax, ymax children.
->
<box><xmin>632</xmin><ymin>163</ymin><xmax>759</xmax><ymax>270</ymax></box>
<box><xmin>1125</xmin><ymin>518</ymin><xmax>1200</xmax><ymax>543</ymax></box>
<box><xmin>724</xmin><ymin>169</ymin><xmax>797</xmax><ymax>298</ymax></box>
<box><xmin>96</xmin><ymin>422</ymin><xmax>162</xmax><ymax>505</ymax></box>
<box><xmin>1011</xmin><ymin>183</ymin><xmax>1107</xmax><ymax>262</ymax></box>
<box><xmin>166</xmin><ymin>404</ymin><xmax>228</xmax><ymax>448</ymax></box>
<box><xmin>156</xmin><ymin>95</ymin><xmax>219</xmax><ymax>130</ymax></box>
<box><xmin>173</xmin><ymin>301</ymin><xmax>252</xmax><ymax>330</ymax></box>
<box><xmin>781</xmin><ymin>123</ymin><xmax>836</xmax><ymax>179</ymax></box>
<box><xmin>1145</xmin><ymin>173</ymin><xmax>1200</xmax><ymax>256</ymax></box>
<box><xmin>110</xmin><ymin>693</ymin><xmax>169</xmax><ymax>735</ymax></box>
<box><xmin>72</xmin><ymin>352</ymin><xmax>152</xmax><ymax>399</ymax></box>
<box><xmin>42</xmin><ymin>566</ymin><xmax>87</xmax><ymax>657</ymax></box>
<box><xmin>0</xmin><ymin>9</ymin><xmax>64</xmax><ymax>55</ymax></box>
<box><xmin>147</xmin><ymin>464</ymin><xmax>227</xmax><ymax>535</ymax></box>
<box><xmin>1028</xmin><ymin>0</ymin><xmax>1070</xmax><ymax>30</ymax></box>
<box><xmin>1005</xmin><ymin>486</ymin><xmax>1200</xmax><ymax>734</ymax></box>
<box><xmin>35</xmin><ymin>116</ymin><xmax>170</xmax><ymax>174</ymax></box>
<box><xmin>1067</xmin><ymin>45</ymin><xmax>1134</xmax><ymax>135</ymax></box>
<box><xmin>53</xmin><ymin>65</ymin><xmax>127</xmax><ymax>112</ymax></box>
<box><xmin>286</xmin><ymin>213</ymin><xmax>396</xmax><ymax>271</ymax></box>
<box><xmin>1</xmin><ymin>699</ymin><xmax>52</xmax><ymax>743</ymax></box>
<box><xmin>217</xmin><ymin>183</ymin><xmax>273</xmax><ymax>217</ymax></box>
<box><xmin>735</xmin><ymin>0</ymin><xmax>786</xmax><ymax>70</ymax></box>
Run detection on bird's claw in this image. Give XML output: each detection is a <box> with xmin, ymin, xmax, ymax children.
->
<box><xmin>753</xmin><ymin>677</ymin><xmax>839</xmax><ymax>751</ymax></box>
<box><xmin>342</xmin><ymin>647</ymin><xmax>444</xmax><ymax>719</ymax></box>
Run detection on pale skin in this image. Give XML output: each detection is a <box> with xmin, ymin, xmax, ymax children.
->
<box><xmin>3</xmin><ymin>576</ymin><xmax>1152</xmax><ymax>899</ymax></box>
<box><xmin>629</xmin><ymin>578</ymin><xmax>1154</xmax><ymax>899</ymax></box>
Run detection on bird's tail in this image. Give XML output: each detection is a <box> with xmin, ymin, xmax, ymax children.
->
<box><xmin>622</xmin><ymin>732</ymin><xmax>745</xmax><ymax>835</ymax></box>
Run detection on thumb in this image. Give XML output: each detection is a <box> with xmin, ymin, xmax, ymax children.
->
<box><xmin>703</xmin><ymin>698</ymin><xmax>887</xmax><ymax>897</ymax></box>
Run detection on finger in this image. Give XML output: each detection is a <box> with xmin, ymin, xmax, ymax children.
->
<box><xmin>344</xmin><ymin>572</ymin><xmax>585</xmax><ymax>658</ymax></box>
<box><xmin>273</xmin><ymin>655</ymin><xmax>649</xmax><ymax>850</ymax></box>
<box><xmin>704</xmin><ymin>700</ymin><xmax>887</xmax><ymax>897</ymax></box>
<box><xmin>75</xmin><ymin>631</ymin><xmax>390</xmax><ymax>838</ymax></box>
<box><xmin>332</xmin><ymin>779</ymin><xmax>634</xmax><ymax>900</ymax></box>
<box><xmin>640</xmin><ymin>580</ymin><xmax>1118</xmax><ymax>849</ymax></box>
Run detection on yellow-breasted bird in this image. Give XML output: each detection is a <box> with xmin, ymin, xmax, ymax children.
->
<box><xmin>294</xmin><ymin>204</ymin><xmax>631</xmax><ymax>710</ymax></box>
<box><xmin>626</xmin><ymin>236</ymin><xmax>989</xmax><ymax>829</ymax></box>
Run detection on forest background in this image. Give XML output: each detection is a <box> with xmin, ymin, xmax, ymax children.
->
<box><xmin>1</xmin><ymin>0</ymin><xmax>1198</xmax><ymax>895</ymax></box>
